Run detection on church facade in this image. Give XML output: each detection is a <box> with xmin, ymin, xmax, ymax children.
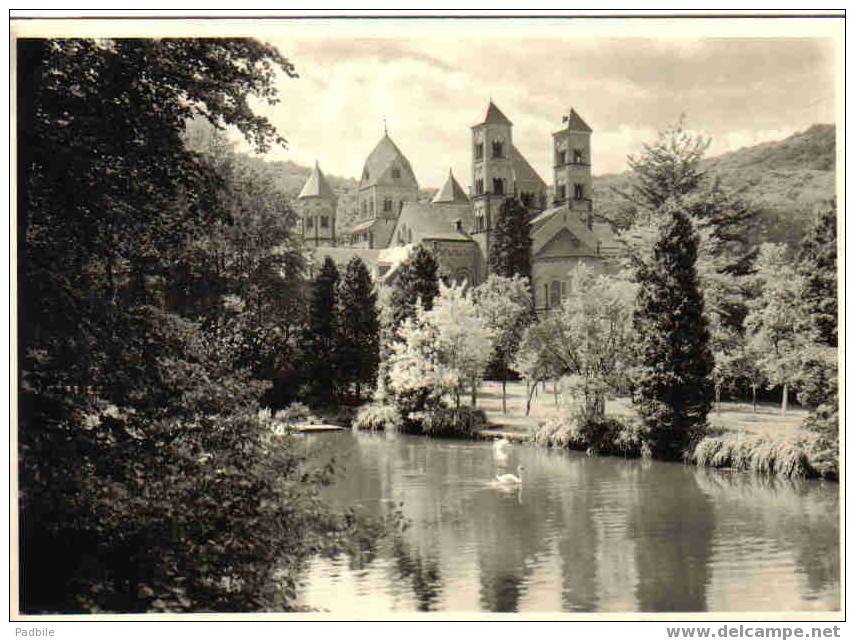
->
<box><xmin>295</xmin><ymin>101</ymin><xmax>618</xmax><ymax>311</ymax></box>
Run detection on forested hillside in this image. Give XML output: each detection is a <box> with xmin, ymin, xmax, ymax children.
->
<box><xmin>593</xmin><ymin>124</ymin><xmax>836</xmax><ymax>247</ymax></box>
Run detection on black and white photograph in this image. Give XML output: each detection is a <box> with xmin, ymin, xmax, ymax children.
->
<box><xmin>10</xmin><ymin>11</ymin><xmax>844</xmax><ymax>623</ymax></box>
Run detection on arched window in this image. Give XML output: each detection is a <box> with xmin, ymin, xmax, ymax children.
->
<box><xmin>475</xmin><ymin>178</ymin><xmax>484</xmax><ymax>195</ymax></box>
<box><xmin>573</xmin><ymin>148</ymin><xmax>584</xmax><ymax>164</ymax></box>
<box><xmin>320</xmin><ymin>216</ymin><xmax>329</xmax><ymax>228</ymax></box>
<box><xmin>492</xmin><ymin>177</ymin><xmax>504</xmax><ymax>195</ymax></box>
<box><xmin>407</xmin><ymin>228</ymin><xmax>413</xmax><ymax>243</ymax></box>
<box><xmin>550</xmin><ymin>280</ymin><xmax>562</xmax><ymax>308</ymax></box>
<box><xmin>383</xmin><ymin>198</ymin><xmax>393</xmax><ymax>213</ymax></box>
<box><xmin>492</xmin><ymin>139</ymin><xmax>504</xmax><ymax>158</ymax></box>
<box><xmin>305</xmin><ymin>217</ymin><xmax>314</xmax><ymax>229</ymax></box>
<box><xmin>574</xmin><ymin>183</ymin><xmax>585</xmax><ymax>200</ymax></box>
<box><xmin>474</xmin><ymin>143</ymin><xmax>484</xmax><ymax>160</ymax></box>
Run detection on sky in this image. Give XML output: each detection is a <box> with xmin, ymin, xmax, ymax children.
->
<box><xmin>238</xmin><ymin>24</ymin><xmax>838</xmax><ymax>189</ymax></box>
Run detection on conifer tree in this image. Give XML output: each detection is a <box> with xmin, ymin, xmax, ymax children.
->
<box><xmin>388</xmin><ymin>244</ymin><xmax>440</xmax><ymax>330</ymax></box>
<box><xmin>337</xmin><ymin>256</ymin><xmax>379</xmax><ymax>402</ymax></box>
<box><xmin>632</xmin><ymin>202</ymin><xmax>714</xmax><ymax>460</ymax></box>
<box><xmin>304</xmin><ymin>256</ymin><xmax>339</xmax><ymax>404</ymax></box>
<box><xmin>489</xmin><ymin>197</ymin><xmax>532</xmax><ymax>279</ymax></box>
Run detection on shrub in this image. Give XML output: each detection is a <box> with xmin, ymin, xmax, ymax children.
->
<box><xmin>274</xmin><ymin>401</ymin><xmax>314</xmax><ymax>425</ymax></box>
<box><xmin>534</xmin><ymin>409</ymin><xmax>648</xmax><ymax>458</ymax></box>
<box><xmin>691</xmin><ymin>432</ymin><xmax>818</xmax><ymax>478</ymax></box>
<box><xmin>352</xmin><ymin>402</ymin><xmax>403</xmax><ymax>432</ymax></box>
<box><xmin>417</xmin><ymin>406</ymin><xmax>488</xmax><ymax>438</ymax></box>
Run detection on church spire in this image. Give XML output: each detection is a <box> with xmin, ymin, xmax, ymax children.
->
<box><xmin>432</xmin><ymin>168</ymin><xmax>469</xmax><ymax>204</ymax></box>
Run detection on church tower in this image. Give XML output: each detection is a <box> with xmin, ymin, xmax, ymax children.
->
<box><xmin>471</xmin><ymin>101</ymin><xmax>514</xmax><ymax>275</ymax></box>
<box><xmin>297</xmin><ymin>161</ymin><xmax>338</xmax><ymax>247</ymax></box>
<box><xmin>357</xmin><ymin>132</ymin><xmax>420</xmax><ymax>221</ymax></box>
<box><xmin>552</xmin><ymin>108</ymin><xmax>593</xmax><ymax>229</ymax></box>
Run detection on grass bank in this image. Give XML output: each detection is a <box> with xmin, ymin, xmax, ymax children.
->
<box><xmin>473</xmin><ymin>381</ymin><xmax>833</xmax><ymax>480</ymax></box>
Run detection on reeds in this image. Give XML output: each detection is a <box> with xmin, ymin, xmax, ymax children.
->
<box><xmin>692</xmin><ymin>432</ymin><xmax>818</xmax><ymax>479</ymax></box>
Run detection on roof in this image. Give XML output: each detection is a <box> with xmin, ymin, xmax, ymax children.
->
<box><xmin>510</xmin><ymin>144</ymin><xmax>546</xmax><ymax>189</ymax></box>
<box><xmin>432</xmin><ymin>170</ymin><xmax>470</xmax><ymax>204</ymax></box>
<box><xmin>393</xmin><ymin>202</ymin><xmax>475</xmax><ymax>243</ymax></box>
<box><xmin>348</xmin><ymin>217</ymin><xmax>399</xmax><ymax>248</ymax></box>
<box><xmin>314</xmin><ymin>246</ymin><xmax>382</xmax><ymax>264</ymax></box>
<box><xmin>298</xmin><ymin>161</ymin><xmax>337</xmax><ymax>200</ymax></box>
<box><xmin>474</xmin><ymin>100</ymin><xmax>513</xmax><ymax>127</ymax></box>
<box><xmin>530</xmin><ymin>205</ymin><xmax>616</xmax><ymax>257</ymax></box>
<box><xmin>557</xmin><ymin>108</ymin><xmax>593</xmax><ymax>134</ymax></box>
<box><xmin>359</xmin><ymin>134</ymin><xmax>419</xmax><ymax>190</ymax></box>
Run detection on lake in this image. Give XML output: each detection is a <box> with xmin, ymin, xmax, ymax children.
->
<box><xmin>297</xmin><ymin>431</ymin><xmax>840</xmax><ymax>614</ymax></box>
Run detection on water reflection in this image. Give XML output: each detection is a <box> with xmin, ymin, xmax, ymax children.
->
<box><xmin>297</xmin><ymin>432</ymin><xmax>839</xmax><ymax>614</ymax></box>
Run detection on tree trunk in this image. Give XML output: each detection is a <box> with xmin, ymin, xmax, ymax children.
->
<box><xmin>781</xmin><ymin>382</ymin><xmax>788</xmax><ymax>415</ymax></box>
<box><xmin>553</xmin><ymin>381</ymin><xmax>559</xmax><ymax>407</ymax></box>
<box><xmin>751</xmin><ymin>384</ymin><xmax>757</xmax><ymax>413</ymax></box>
<box><xmin>471</xmin><ymin>379</ymin><xmax>477</xmax><ymax>407</ymax></box>
<box><xmin>715</xmin><ymin>384</ymin><xmax>721</xmax><ymax>415</ymax></box>
<box><xmin>502</xmin><ymin>375</ymin><xmax>507</xmax><ymax>415</ymax></box>
<box><xmin>525</xmin><ymin>380</ymin><xmax>539</xmax><ymax>416</ymax></box>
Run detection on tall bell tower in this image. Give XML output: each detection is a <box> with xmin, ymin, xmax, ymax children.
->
<box><xmin>552</xmin><ymin>108</ymin><xmax>593</xmax><ymax>229</ymax></box>
<box><xmin>471</xmin><ymin>100</ymin><xmax>514</xmax><ymax>276</ymax></box>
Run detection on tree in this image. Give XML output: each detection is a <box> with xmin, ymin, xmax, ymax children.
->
<box><xmin>377</xmin><ymin>245</ymin><xmax>440</xmax><ymax>398</ymax></box>
<box><xmin>744</xmin><ymin>243</ymin><xmax>801</xmax><ymax>415</ymax></box>
<box><xmin>388</xmin><ymin>244</ymin><xmax>440</xmax><ymax>330</ymax></box>
<box><xmin>622</xmin><ymin>116</ymin><xmax>710</xmax><ymax>213</ymax></box>
<box><xmin>514</xmin><ymin>266</ymin><xmax>635</xmax><ymax>419</ymax></box>
<box><xmin>632</xmin><ymin>202</ymin><xmax>714</xmax><ymax>460</ymax></box>
<box><xmin>177</xmin><ymin>123</ymin><xmax>309</xmax><ymax>406</ymax></box>
<box><xmin>796</xmin><ymin>201</ymin><xmax>837</xmax><ymax>349</ymax></box>
<box><xmin>386</xmin><ymin>283</ymin><xmax>494</xmax><ymax>425</ymax></box>
<box><xmin>613</xmin><ymin>120</ymin><xmax>758</xmax><ymax>336</ymax></box>
<box><xmin>794</xmin><ymin>202</ymin><xmax>838</xmax><ymax>475</ymax></box>
<box><xmin>473</xmin><ymin>275</ymin><xmax>533</xmax><ymax>412</ymax></box>
<box><xmin>17</xmin><ymin>38</ymin><xmax>373</xmax><ymax>613</ymax></box>
<box><xmin>489</xmin><ymin>197</ymin><xmax>532</xmax><ymax>279</ymax></box>
<box><xmin>303</xmin><ymin>256</ymin><xmax>340</xmax><ymax>405</ymax></box>
<box><xmin>337</xmin><ymin>256</ymin><xmax>380</xmax><ymax>402</ymax></box>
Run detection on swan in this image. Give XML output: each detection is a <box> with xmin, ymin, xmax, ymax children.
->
<box><xmin>495</xmin><ymin>465</ymin><xmax>525</xmax><ymax>485</ymax></box>
<box><xmin>493</xmin><ymin>437</ymin><xmax>511</xmax><ymax>452</ymax></box>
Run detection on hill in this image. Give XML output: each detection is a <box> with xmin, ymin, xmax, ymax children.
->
<box><xmin>592</xmin><ymin>124</ymin><xmax>836</xmax><ymax>248</ymax></box>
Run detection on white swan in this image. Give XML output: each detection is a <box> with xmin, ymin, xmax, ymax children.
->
<box><xmin>493</xmin><ymin>437</ymin><xmax>511</xmax><ymax>452</ymax></box>
<box><xmin>495</xmin><ymin>465</ymin><xmax>524</xmax><ymax>485</ymax></box>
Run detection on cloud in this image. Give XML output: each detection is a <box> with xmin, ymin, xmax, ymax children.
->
<box><xmin>236</xmin><ymin>30</ymin><xmax>837</xmax><ymax>188</ymax></box>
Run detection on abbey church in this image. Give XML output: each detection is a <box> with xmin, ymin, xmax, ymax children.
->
<box><xmin>295</xmin><ymin>101</ymin><xmax>618</xmax><ymax>312</ymax></box>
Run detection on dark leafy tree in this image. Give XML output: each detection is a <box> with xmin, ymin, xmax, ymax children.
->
<box><xmin>632</xmin><ymin>202</ymin><xmax>714</xmax><ymax>460</ymax></box>
<box><xmin>303</xmin><ymin>256</ymin><xmax>340</xmax><ymax>405</ymax></box>
<box><xmin>17</xmin><ymin>38</ymin><xmax>376</xmax><ymax>613</ymax></box>
<box><xmin>489</xmin><ymin>197</ymin><xmax>532</xmax><ymax>280</ymax></box>
<box><xmin>795</xmin><ymin>202</ymin><xmax>838</xmax><ymax>477</ymax></box>
<box><xmin>337</xmin><ymin>256</ymin><xmax>380</xmax><ymax>402</ymax></box>
<box><xmin>797</xmin><ymin>201</ymin><xmax>837</xmax><ymax>349</ymax></box>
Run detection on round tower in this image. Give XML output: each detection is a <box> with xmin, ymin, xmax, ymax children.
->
<box><xmin>552</xmin><ymin>108</ymin><xmax>593</xmax><ymax>228</ymax></box>
<box><xmin>297</xmin><ymin>161</ymin><xmax>338</xmax><ymax>247</ymax></box>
